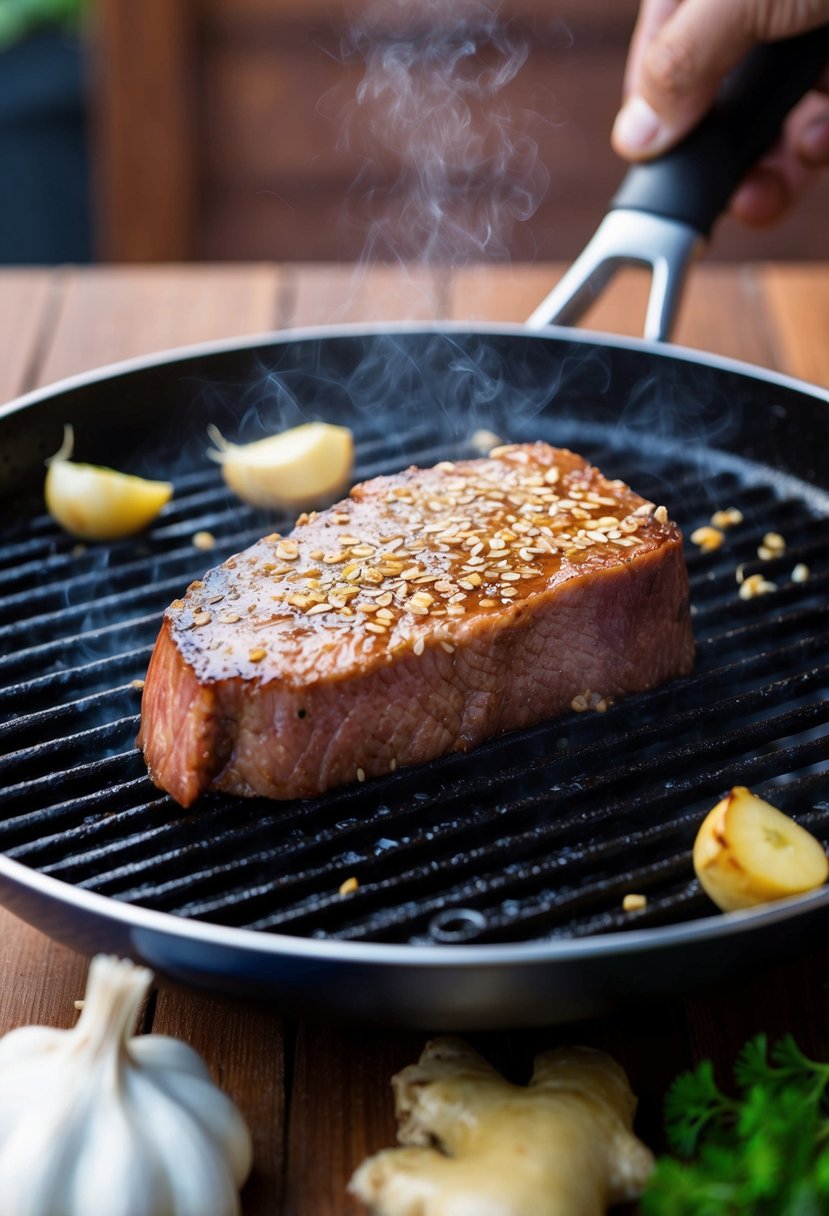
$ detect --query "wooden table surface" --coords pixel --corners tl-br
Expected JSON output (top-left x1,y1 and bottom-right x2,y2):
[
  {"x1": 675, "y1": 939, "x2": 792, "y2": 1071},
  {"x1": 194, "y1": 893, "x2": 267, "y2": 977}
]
[{"x1": 1, "y1": 260, "x2": 828, "y2": 1214}]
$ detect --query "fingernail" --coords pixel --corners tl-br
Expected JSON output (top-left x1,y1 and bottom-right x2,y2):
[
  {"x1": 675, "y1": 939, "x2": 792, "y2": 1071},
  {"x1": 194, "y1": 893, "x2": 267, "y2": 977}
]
[
  {"x1": 612, "y1": 95, "x2": 664, "y2": 154},
  {"x1": 800, "y1": 115, "x2": 829, "y2": 165}
]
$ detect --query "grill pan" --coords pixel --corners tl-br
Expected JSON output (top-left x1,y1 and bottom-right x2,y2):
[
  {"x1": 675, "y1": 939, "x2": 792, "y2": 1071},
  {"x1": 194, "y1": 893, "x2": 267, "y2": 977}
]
[
  {"x1": 2, "y1": 32, "x2": 829, "y2": 1028},
  {"x1": 0, "y1": 322, "x2": 827, "y2": 1028}
]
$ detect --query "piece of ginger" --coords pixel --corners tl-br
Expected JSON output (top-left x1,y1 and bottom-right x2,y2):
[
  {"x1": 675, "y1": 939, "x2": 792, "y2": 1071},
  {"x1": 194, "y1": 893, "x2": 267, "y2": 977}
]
[{"x1": 349, "y1": 1036, "x2": 653, "y2": 1216}]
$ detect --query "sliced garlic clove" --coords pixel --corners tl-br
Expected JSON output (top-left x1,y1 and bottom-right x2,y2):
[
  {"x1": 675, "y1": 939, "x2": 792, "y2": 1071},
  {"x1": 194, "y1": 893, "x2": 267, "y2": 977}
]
[
  {"x1": 207, "y1": 421, "x2": 354, "y2": 510},
  {"x1": 44, "y1": 425, "x2": 172, "y2": 541},
  {"x1": 693, "y1": 786, "x2": 829, "y2": 912}
]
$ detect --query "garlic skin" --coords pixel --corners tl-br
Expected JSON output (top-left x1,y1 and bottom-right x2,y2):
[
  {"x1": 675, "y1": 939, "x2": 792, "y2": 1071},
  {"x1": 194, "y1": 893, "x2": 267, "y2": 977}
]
[{"x1": 0, "y1": 955, "x2": 252, "y2": 1216}]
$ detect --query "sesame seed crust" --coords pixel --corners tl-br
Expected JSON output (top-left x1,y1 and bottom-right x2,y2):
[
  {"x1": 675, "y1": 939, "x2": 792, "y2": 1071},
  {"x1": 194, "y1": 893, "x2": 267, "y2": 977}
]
[
  {"x1": 141, "y1": 442, "x2": 695, "y2": 804},
  {"x1": 168, "y1": 442, "x2": 684, "y2": 685}
]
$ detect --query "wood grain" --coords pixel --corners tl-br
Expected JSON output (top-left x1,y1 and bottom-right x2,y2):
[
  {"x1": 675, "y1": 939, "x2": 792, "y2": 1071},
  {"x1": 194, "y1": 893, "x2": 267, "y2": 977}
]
[
  {"x1": 0, "y1": 909, "x2": 89, "y2": 1036},
  {"x1": 673, "y1": 265, "x2": 778, "y2": 367},
  {"x1": 0, "y1": 270, "x2": 60, "y2": 403},
  {"x1": 35, "y1": 265, "x2": 282, "y2": 386},
  {"x1": 287, "y1": 262, "x2": 448, "y2": 326},
  {"x1": 758, "y1": 264, "x2": 829, "y2": 387},
  {"x1": 449, "y1": 262, "x2": 783, "y2": 368},
  {"x1": 284, "y1": 1025, "x2": 425, "y2": 1216}
]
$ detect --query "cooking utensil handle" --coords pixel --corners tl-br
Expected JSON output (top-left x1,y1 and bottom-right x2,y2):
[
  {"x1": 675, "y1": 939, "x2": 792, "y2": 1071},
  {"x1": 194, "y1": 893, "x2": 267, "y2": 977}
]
[{"x1": 611, "y1": 27, "x2": 829, "y2": 235}]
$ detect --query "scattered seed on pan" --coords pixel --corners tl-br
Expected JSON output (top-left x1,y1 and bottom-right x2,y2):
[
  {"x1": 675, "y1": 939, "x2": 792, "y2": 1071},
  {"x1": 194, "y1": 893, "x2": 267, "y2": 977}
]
[
  {"x1": 758, "y1": 531, "x2": 786, "y2": 560},
  {"x1": 738, "y1": 573, "x2": 777, "y2": 600},
  {"x1": 570, "y1": 690, "x2": 610, "y2": 714},
  {"x1": 623, "y1": 893, "x2": 647, "y2": 912},
  {"x1": 690, "y1": 525, "x2": 724, "y2": 551},
  {"x1": 792, "y1": 563, "x2": 810, "y2": 583},
  {"x1": 130, "y1": 679, "x2": 145, "y2": 691},
  {"x1": 711, "y1": 507, "x2": 744, "y2": 529},
  {"x1": 339, "y1": 876, "x2": 359, "y2": 896},
  {"x1": 356, "y1": 767, "x2": 366, "y2": 783},
  {"x1": 192, "y1": 530, "x2": 216, "y2": 551}
]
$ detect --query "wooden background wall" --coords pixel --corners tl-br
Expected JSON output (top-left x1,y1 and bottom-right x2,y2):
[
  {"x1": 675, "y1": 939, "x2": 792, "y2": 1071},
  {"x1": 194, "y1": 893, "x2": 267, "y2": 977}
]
[{"x1": 91, "y1": 0, "x2": 829, "y2": 264}]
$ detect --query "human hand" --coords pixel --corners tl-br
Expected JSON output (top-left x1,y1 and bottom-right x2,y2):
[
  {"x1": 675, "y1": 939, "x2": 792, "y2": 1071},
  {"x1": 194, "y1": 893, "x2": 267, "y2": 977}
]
[{"x1": 611, "y1": 0, "x2": 829, "y2": 226}]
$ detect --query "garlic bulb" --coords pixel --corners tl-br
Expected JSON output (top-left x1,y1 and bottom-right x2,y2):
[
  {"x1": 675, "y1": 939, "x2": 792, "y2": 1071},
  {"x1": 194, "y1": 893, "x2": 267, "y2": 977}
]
[{"x1": 0, "y1": 955, "x2": 252, "y2": 1216}]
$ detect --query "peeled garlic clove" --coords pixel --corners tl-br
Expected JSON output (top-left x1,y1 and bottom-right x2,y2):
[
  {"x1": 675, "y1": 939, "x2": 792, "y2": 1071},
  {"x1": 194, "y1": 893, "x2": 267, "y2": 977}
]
[
  {"x1": 44, "y1": 424, "x2": 173, "y2": 541},
  {"x1": 693, "y1": 786, "x2": 829, "y2": 912},
  {"x1": 208, "y1": 421, "x2": 354, "y2": 510}
]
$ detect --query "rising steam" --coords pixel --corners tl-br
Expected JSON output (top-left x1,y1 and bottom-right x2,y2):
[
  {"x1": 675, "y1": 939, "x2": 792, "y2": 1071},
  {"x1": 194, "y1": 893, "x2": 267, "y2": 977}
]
[{"x1": 337, "y1": 0, "x2": 550, "y2": 264}]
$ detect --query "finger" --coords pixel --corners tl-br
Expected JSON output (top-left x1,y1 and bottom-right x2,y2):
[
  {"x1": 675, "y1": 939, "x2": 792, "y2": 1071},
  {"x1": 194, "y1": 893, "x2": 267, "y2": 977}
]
[
  {"x1": 795, "y1": 84, "x2": 829, "y2": 164},
  {"x1": 728, "y1": 166, "x2": 795, "y2": 227},
  {"x1": 622, "y1": 0, "x2": 681, "y2": 100},
  {"x1": 612, "y1": 0, "x2": 829, "y2": 161},
  {"x1": 799, "y1": 111, "x2": 829, "y2": 163},
  {"x1": 613, "y1": 0, "x2": 755, "y2": 159},
  {"x1": 728, "y1": 92, "x2": 829, "y2": 225}
]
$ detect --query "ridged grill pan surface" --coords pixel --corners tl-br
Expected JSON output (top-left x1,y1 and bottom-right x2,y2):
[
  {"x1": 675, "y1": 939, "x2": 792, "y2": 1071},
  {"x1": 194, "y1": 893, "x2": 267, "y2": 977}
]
[{"x1": 0, "y1": 324, "x2": 827, "y2": 1027}]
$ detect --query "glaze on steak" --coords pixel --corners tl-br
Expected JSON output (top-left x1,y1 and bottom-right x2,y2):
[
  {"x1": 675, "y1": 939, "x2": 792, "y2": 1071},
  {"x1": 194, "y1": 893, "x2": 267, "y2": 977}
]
[{"x1": 138, "y1": 443, "x2": 694, "y2": 806}]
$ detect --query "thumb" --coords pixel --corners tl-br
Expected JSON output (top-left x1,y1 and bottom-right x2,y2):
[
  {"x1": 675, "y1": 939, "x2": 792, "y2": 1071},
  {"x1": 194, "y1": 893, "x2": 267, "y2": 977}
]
[{"x1": 612, "y1": 0, "x2": 757, "y2": 160}]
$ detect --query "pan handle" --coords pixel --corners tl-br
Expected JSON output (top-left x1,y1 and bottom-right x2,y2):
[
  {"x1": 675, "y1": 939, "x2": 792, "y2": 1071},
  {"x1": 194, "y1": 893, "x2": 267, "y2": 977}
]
[
  {"x1": 610, "y1": 26, "x2": 829, "y2": 236},
  {"x1": 528, "y1": 27, "x2": 829, "y2": 340}
]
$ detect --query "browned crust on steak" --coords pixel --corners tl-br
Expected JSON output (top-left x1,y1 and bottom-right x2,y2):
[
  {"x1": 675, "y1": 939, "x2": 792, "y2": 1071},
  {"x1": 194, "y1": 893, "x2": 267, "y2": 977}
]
[{"x1": 138, "y1": 443, "x2": 694, "y2": 805}]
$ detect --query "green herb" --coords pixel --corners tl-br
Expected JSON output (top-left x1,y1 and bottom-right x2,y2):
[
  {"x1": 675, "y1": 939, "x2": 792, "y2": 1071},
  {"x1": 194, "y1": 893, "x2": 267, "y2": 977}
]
[
  {"x1": 0, "y1": 0, "x2": 89, "y2": 52},
  {"x1": 642, "y1": 1035, "x2": 829, "y2": 1215}
]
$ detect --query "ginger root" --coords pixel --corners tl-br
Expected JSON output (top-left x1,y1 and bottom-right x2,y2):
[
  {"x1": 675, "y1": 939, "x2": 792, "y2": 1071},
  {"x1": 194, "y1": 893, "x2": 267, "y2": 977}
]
[{"x1": 349, "y1": 1036, "x2": 654, "y2": 1216}]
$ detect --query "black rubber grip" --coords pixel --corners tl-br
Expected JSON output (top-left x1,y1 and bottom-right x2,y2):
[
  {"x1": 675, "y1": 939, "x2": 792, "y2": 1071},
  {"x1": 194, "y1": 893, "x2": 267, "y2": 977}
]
[{"x1": 611, "y1": 26, "x2": 829, "y2": 235}]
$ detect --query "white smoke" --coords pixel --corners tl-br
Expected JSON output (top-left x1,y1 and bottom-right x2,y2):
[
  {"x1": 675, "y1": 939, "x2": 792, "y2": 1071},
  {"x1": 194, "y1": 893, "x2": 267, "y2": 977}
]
[{"x1": 337, "y1": 0, "x2": 550, "y2": 264}]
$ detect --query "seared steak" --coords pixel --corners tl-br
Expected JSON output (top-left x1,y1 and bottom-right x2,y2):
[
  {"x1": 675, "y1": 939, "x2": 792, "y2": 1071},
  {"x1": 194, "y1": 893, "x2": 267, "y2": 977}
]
[{"x1": 138, "y1": 443, "x2": 694, "y2": 806}]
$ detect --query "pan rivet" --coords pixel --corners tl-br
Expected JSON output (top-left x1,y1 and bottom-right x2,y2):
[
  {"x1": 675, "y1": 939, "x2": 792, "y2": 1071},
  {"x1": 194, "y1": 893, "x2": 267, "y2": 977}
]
[{"x1": 429, "y1": 908, "x2": 487, "y2": 943}]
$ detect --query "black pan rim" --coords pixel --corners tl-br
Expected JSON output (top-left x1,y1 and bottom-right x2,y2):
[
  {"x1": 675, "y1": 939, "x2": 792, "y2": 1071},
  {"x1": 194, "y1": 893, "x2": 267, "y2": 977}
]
[
  {"x1": 2, "y1": 320, "x2": 828, "y2": 426},
  {"x1": 2, "y1": 320, "x2": 828, "y2": 994}
]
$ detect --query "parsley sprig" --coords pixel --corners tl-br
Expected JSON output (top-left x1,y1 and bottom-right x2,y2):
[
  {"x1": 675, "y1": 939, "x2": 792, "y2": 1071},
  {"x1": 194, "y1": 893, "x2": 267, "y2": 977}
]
[{"x1": 642, "y1": 1035, "x2": 829, "y2": 1215}]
